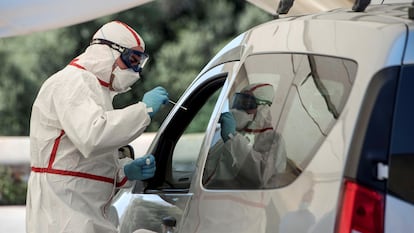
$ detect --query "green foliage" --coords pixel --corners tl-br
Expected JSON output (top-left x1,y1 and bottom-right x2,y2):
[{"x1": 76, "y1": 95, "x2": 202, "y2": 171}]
[
  {"x1": 0, "y1": 52, "x2": 38, "y2": 135},
  {"x1": 0, "y1": 0, "x2": 272, "y2": 135},
  {"x1": 0, "y1": 165, "x2": 28, "y2": 205},
  {"x1": 0, "y1": 28, "x2": 78, "y2": 135}
]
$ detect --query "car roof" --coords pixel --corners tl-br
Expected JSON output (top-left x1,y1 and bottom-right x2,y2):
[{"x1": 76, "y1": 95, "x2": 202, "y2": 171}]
[
  {"x1": 198, "y1": 3, "x2": 412, "y2": 76},
  {"x1": 191, "y1": 2, "x2": 413, "y2": 105},
  {"x1": 303, "y1": 3, "x2": 414, "y2": 24}
]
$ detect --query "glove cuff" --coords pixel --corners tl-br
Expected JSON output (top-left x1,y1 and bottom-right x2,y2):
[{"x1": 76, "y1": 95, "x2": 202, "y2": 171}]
[
  {"x1": 223, "y1": 132, "x2": 235, "y2": 142},
  {"x1": 123, "y1": 163, "x2": 133, "y2": 180},
  {"x1": 147, "y1": 107, "x2": 154, "y2": 117}
]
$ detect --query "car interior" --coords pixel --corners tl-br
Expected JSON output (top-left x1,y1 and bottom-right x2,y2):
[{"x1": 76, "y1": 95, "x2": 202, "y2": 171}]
[{"x1": 139, "y1": 74, "x2": 228, "y2": 192}]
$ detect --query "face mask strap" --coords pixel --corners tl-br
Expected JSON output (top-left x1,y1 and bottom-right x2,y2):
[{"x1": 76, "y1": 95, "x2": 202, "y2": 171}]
[{"x1": 91, "y1": 38, "x2": 149, "y2": 73}]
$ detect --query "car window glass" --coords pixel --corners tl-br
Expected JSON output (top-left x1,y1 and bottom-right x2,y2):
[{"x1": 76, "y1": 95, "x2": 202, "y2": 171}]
[
  {"x1": 203, "y1": 53, "x2": 356, "y2": 190},
  {"x1": 389, "y1": 64, "x2": 414, "y2": 204},
  {"x1": 171, "y1": 88, "x2": 222, "y2": 185}
]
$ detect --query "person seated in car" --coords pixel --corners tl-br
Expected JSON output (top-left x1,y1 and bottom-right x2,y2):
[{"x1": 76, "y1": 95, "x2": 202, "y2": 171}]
[{"x1": 203, "y1": 83, "x2": 287, "y2": 189}]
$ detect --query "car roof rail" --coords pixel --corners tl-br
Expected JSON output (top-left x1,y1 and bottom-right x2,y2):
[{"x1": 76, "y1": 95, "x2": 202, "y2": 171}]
[
  {"x1": 277, "y1": 0, "x2": 295, "y2": 14},
  {"x1": 353, "y1": 0, "x2": 414, "y2": 18},
  {"x1": 409, "y1": 1, "x2": 414, "y2": 19},
  {"x1": 352, "y1": 0, "x2": 371, "y2": 12}
]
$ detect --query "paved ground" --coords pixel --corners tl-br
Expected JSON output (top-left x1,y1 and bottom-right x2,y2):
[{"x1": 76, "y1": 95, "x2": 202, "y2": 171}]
[{"x1": 0, "y1": 206, "x2": 26, "y2": 233}]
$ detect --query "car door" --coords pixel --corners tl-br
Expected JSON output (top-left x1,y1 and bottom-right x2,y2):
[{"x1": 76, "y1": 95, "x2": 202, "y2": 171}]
[
  {"x1": 179, "y1": 53, "x2": 357, "y2": 233},
  {"x1": 112, "y1": 62, "x2": 239, "y2": 233}
]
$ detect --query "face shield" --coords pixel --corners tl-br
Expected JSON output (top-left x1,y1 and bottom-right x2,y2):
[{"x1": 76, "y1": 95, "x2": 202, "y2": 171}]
[
  {"x1": 231, "y1": 93, "x2": 257, "y2": 111},
  {"x1": 231, "y1": 92, "x2": 272, "y2": 111},
  {"x1": 91, "y1": 38, "x2": 149, "y2": 73}
]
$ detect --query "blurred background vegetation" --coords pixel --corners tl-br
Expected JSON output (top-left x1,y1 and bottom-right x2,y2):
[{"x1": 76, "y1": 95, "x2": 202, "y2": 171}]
[
  {"x1": 0, "y1": 0, "x2": 272, "y2": 135},
  {"x1": 0, "y1": 0, "x2": 272, "y2": 205},
  {"x1": 0, "y1": 164, "x2": 28, "y2": 205}
]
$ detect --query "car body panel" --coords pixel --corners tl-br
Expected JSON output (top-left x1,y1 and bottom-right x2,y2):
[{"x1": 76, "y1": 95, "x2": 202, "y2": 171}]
[{"x1": 112, "y1": 3, "x2": 414, "y2": 233}]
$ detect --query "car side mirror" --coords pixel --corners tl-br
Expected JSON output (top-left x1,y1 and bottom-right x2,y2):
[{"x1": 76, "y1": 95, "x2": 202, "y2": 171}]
[{"x1": 118, "y1": 145, "x2": 135, "y2": 160}]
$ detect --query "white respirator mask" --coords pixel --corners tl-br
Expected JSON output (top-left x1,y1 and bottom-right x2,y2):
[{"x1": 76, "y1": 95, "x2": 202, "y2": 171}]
[
  {"x1": 111, "y1": 66, "x2": 141, "y2": 92},
  {"x1": 230, "y1": 108, "x2": 254, "y2": 131}
]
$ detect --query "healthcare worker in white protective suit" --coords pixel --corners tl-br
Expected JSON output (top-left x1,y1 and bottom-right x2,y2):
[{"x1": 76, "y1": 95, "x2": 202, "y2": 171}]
[
  {"x1": 26, "y1": 21, "x2": 169, "y2": 233},
  {"x1": 204, "y1": 83, "x2": 287, "y2": 189}
]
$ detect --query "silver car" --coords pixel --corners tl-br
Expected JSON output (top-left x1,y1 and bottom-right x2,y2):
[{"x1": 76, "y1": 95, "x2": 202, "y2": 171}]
[{"x1": 111, "y1": 1, "x2": 414, "y2": 233}]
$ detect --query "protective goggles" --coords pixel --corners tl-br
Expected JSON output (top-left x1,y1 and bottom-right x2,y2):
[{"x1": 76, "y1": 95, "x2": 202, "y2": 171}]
[
  {"x1": 91, "y1": 38, "x2": 149, "y2": 73},
  {"x1": 231, "y1": 92, "x2": 272, "y2": 111}
]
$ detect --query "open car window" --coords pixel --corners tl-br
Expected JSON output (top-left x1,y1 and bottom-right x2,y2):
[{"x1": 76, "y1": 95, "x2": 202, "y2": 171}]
[
  {"x1": 143, "y1": 72, "x2": 227, "y2": 191},
  {"x1": 171, "y1": 89, "x2": 222, "y2": 187}
]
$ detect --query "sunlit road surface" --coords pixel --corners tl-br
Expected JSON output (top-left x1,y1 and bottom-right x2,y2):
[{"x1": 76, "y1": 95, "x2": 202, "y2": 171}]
[{"x1": 0, "y1": 206, "x2": 26, "y2": 233}]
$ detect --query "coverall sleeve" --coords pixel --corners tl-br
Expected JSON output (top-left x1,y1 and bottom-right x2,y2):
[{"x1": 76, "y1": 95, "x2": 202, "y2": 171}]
[
  {"x1": 117, "y1": 157, "x2": 135, "y2": 188},
  {"x1": 53, "y1": 73, "x2": 151, "y2": 158},
  {"x1": 222, "y1": 134, "x2": 262, "y2": 186},
  {"x1": 222, "y1": 131, "x2": 287, "y2": 188}
]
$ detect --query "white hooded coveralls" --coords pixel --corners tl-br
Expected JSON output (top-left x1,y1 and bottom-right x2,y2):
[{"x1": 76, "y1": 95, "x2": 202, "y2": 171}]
[
  {"x1": 26, "y1": 21, "x2": 149, "y2": 233},
  {"x1": 204, "y1": 83, "x2": 287, "y2": 189}
]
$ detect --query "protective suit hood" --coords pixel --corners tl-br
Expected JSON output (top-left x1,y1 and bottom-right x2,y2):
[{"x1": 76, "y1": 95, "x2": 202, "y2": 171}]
[
  {"x1": 72, "y1": 21, "x2": 146, "y2": 90},
  {"x1": 241, "y1": 83, "x2": 274, "y2": 105}
]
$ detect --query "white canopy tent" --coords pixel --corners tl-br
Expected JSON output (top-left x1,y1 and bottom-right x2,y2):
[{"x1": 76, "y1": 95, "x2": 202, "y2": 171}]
[
  {"x1": 0, "y1": 0, "x2": 153, "y2": 38},
  {"x1": 1, "y1": 0, "x2": 406, "y2": 39}
]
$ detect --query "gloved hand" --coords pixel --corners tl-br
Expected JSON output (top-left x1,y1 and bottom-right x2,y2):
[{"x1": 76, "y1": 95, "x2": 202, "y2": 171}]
[
  {"x1": 142, "y1": 86, "x2": 169, "y2": 117},
  {"x1": 219, "y1": 112, "x2": 236, "y2": 142},
  {"x1": 124, "y1": 154, "x2": 156, "y2": 180}
]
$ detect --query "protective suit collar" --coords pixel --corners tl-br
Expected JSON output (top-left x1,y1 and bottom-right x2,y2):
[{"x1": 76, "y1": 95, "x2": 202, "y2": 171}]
[{"x1": 73, "y1": 44, "x2": 117, "y2": 88}]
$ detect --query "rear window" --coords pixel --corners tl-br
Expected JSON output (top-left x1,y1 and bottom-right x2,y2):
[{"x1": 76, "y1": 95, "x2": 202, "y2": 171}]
[
  {"x1": 203, "y1": 53, "x2": 357, "y2": 189},
  {"x1": 389, "y1": 64, "x2": 414, "y2": 204}
]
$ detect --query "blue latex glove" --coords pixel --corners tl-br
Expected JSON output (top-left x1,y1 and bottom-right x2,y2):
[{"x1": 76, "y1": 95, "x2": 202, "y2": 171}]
[
  {"x1": 219, "y1": 112, "x2": 236, "y2": 142},
  {"x1": 124, "y1": 154, "x2": 156, "y2": 180},
  {"x1": 142, "y1": 86, "x2": 169, "y2": 117}
]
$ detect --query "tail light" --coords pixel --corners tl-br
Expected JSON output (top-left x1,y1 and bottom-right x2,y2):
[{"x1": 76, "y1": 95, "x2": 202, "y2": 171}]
[{"x1": 336, "y1": 179, "x2": 385, "y2": 233}]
